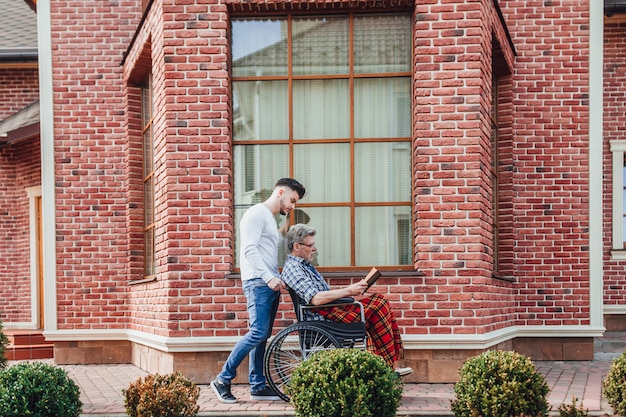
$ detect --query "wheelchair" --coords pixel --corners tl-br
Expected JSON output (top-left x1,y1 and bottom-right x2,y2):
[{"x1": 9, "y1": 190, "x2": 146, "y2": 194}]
[{"x1": 264, "y1": 287, "x2": 368, "y2": 402}]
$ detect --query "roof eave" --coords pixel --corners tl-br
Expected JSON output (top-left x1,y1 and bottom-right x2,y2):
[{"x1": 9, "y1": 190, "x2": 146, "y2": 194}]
[
  {"x1": 0, "y1": 48, "x2": 38, "y2": 61},
  {"x1": 605, "y1": 0, "x2": 626, "y2": 16},
  {"x1": 0, "y1": 123, "x2": 39, "y2": 147}
]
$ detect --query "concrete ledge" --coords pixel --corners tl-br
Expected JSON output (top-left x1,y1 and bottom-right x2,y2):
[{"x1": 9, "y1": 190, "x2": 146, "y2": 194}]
[{"x1": 53, "y1": 336, "x2": 594, "y2": 384}]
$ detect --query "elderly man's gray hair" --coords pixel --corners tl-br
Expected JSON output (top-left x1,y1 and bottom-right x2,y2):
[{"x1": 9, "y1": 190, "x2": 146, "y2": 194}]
[{"x1": 286, "y1": 224, "x2": 316, "y2": 252}]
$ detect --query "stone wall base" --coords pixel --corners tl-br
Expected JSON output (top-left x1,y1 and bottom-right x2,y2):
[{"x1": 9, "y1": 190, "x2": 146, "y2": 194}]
[
  {"x1": 512, "y1": 337, "x2": 594, "y2": 362},
  {"x1": 53, "y1": 336, "x2": 594, "y2": 384},
  {"x1": 604, "y1": 314, "x2": 626, "y2": 331},
  {"x1": 402, "y1": 336, "x2": 593, "y2": 383},
  {"x1": 54, "y1": 340, "x2": 132, "y2": 364}
]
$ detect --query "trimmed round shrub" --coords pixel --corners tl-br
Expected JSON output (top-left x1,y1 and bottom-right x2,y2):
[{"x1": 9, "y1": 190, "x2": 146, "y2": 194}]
[
  {"x1": 450, "y1": 350, "x2": 549, "y2": 417},
  {"x1": 603, "y1": 351, "x2": 626, "y2": 416},
  {"x1": 123, "y1": 372, "x2": 200, "y2": 417},
  {"x1": 287, "y1": 348, "x2": 402, "y2": 417},
  {"x1": 0, "y1": 318, "x2": 9, "y2": 369},
  {"x1": 0, "y1": 361, "x2": 82, "y2": 417}
]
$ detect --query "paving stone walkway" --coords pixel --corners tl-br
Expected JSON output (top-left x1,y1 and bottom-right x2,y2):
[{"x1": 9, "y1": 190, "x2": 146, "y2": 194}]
[{"x1": 10, "y1": 331, "x2": 626, "y2": 417}]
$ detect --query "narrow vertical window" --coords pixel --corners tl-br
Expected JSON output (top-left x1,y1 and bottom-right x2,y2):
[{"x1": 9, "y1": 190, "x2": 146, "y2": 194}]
[
  {"x1": 142, "y1": 75, "x2": 155, "y2": 277},
  {"x1": 623, "y1": 153, "x2": 626, "y2": 248},
  {"x1": 610, "y1": 140, "x2": 626, "y2": 258},
  {"x1": 232, "y1": 13, "x2": 412, "y2": 269},
  {"x1": 491, "y1": 76, "x2": 501, "y2": 273}
]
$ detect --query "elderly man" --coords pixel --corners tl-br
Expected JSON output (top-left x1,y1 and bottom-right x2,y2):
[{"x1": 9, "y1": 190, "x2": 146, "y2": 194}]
[{"x1": 281, "y1": 223, "x2": 412, "y2": 376}]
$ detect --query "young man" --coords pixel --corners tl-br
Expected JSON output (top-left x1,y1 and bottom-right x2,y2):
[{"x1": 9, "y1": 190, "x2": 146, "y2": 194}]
[
  {"x1": 211, "y1": 178, "x2": 306, "y2": 403},
  {"x1": 281, "y1": 223, "x2": 412, "y2": 376}
]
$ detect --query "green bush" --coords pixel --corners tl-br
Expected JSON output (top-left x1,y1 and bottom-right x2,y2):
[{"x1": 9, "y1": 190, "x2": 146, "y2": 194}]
[
  {"x1": 287, "y1": 348, "x2": 402, "y2": 417},
  {"x1": 557, "y1": 396, "x2": 588, "y2": 417},
  {"x1": 0, "y1": 361, "x2": 82, "y2": 417},
  {"x1": 123, "y1": 372, "x2": 200, "y2": 417},
  {"x1": 450, "y1": 350, "x2": 549, "y2": 417},
  {"x1": 0, "y1": 317, "x2": 9, "y2": 369},
  {"x1": 603, "y1": 351, "x2": 626, "y2": 416}
]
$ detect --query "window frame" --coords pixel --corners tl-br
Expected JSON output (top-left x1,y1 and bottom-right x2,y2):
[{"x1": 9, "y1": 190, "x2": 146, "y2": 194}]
[
  {"x1": 231, "y1": 12, "x2": 414, "y2": 271},
  {"x1": 610, "y1": 140, "x2": 626, "y2": 259},
  {"x1": 142, "y1": 74, "x2": 156, "y2": 278},
  {"x1": 490, "y1": 76, "x2": 501, "y2": 273}
]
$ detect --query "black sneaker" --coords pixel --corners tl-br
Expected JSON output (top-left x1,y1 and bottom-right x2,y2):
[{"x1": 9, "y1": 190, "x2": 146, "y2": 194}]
[
  {"x1": 211, "y1": 379, "x2": 237, "y2": 404},
  {"x1": 250, "y1": 386, "x2": 280, "y2": 401}
]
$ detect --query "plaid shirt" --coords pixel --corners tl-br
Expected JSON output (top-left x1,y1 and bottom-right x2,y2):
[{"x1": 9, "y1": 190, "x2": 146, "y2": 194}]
[{"x1": 281, "y1": 254, "x2": 330, "y2": 321}]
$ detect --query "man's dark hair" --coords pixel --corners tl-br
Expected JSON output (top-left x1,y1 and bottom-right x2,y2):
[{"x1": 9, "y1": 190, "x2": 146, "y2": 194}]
[{"x1": 275, "y1": 178, "x2": 306, "y2": 199}]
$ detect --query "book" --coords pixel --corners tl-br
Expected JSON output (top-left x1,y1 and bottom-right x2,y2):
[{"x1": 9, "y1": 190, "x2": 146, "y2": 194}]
[{"x1": 362, "y1": 267, "x2": 381, "y2": 294}]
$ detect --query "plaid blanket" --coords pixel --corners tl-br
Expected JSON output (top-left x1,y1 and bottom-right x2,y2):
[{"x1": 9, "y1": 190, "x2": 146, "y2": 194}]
[{"x1": 316, "y1": 293, "x2": 403, "y2": 367}]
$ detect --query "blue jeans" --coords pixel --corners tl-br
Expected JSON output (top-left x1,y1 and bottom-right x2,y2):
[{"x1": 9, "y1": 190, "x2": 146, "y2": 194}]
[{"x1": 217, "y1": 278, "x2": 280, "y2": 391}]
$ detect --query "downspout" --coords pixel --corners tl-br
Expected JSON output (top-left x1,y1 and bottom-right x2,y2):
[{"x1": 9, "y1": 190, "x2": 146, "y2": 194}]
[
  {"x1": 590, "y1": 0, "x2": 604, "y2": 329},
  {"x1": 37, "y1": 0, "x2": 58, "y2": 332}
]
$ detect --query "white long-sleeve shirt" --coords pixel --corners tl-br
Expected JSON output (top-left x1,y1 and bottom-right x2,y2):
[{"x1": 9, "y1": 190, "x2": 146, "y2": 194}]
[{"x1": 239, "y1": 203, "x2": 280, "y2": 283}]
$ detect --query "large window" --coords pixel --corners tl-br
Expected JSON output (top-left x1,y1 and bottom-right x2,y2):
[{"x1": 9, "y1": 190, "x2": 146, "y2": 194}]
[
  {"x1": 232, "y1": 13, "x2": 412, "y2": 268},
  {"x1": 142, "y1": 75, "x2": 155, "y2": 277}
]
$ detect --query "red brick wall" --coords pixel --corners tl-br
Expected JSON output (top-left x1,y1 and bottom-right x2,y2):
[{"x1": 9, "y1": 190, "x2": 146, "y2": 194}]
[
  {"x1": 501, "y1": 1, "x2": 592, "y2": 326},
  {"x1": 414, "y1": 0, "x2": 518, "y2": 335},
  {"x1": 46, "y1": 0, "x2": 598, "y2": 340},
  {"x1": 0, "y1": 138, "x2": 41, "y2": 323},
  {"x1": 126, "y1": 0, "x2": 237, "y2": 338},
  {"x1": 50, "y1": 0, "x2": 143, "y2": 330},
  {"x1": 0, "y1": 68, "x2": 39, "y2": 120},
  {"x1": 158, "y1": 0, "x2": 234, "y2": 337},
  {"x1": 603, "y1": 22, "x2": 626, "y2": 307}
]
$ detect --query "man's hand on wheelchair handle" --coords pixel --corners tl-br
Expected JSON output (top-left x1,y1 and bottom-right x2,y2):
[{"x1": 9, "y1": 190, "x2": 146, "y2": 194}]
[{"x1": 267, "y1": 277, "x2": 286, "y2": 291}]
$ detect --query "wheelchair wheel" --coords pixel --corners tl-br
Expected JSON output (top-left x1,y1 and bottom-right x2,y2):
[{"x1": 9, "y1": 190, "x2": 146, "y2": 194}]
[{"x1": 265, "y1": 322, "x2": 342, "y2": 402}]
